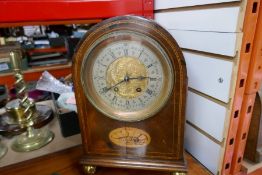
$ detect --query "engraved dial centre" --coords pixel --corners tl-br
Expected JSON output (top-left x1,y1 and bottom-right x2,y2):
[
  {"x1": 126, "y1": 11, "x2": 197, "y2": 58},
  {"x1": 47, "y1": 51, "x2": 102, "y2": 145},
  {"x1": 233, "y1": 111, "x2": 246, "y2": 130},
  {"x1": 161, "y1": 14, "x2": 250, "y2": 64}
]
[{"x1": 106, "y1": 57, "x2": 148, "y2": 98}]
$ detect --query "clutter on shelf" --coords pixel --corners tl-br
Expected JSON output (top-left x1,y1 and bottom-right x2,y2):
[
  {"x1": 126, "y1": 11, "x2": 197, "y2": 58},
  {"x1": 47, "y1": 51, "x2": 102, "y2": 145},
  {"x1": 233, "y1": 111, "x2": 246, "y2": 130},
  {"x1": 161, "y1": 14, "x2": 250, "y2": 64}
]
[{"x1": 36, "y1": 71, "x2": 79, "y2": 137}]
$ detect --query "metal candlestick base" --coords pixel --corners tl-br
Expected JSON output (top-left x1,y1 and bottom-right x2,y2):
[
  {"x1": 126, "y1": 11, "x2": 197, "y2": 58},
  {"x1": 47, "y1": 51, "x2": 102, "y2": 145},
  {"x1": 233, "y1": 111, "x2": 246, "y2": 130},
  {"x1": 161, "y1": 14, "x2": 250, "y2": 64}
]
[
  {"x1": 9, "y1": 50, "x2": 54, "y2": 152},
  {"x1": 11, "y1": 127, "x2": 54, "y2": 152},
  {"x1": 0, "y1": 142, "x2": 8, "y2": 159}
]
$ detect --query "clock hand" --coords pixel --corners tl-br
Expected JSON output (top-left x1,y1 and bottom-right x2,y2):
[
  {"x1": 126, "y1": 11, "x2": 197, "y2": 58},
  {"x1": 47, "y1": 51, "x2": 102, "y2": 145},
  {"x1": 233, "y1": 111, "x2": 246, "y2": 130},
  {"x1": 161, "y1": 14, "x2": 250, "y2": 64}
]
[
  {"x1": 104, "y1": 80, "x2": 125, "y2": 93},
  {"x1": 110, "y1": 75, "x2": 151, "y2": 90},
  {"x1": 104, "y1": 75, "x2": 130, "y2": 93},
  {"x1": 128, "y1": 76, "x2": 155, "y2": 81},
  {"x1": 104, "y1": 75, "x2": 157, "y2": 93}
]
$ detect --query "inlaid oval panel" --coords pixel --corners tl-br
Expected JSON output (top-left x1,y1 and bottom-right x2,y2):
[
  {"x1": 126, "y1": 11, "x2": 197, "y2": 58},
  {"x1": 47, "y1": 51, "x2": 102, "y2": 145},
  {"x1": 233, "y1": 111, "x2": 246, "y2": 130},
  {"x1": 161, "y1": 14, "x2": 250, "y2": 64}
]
[{"x1": 109, "y1": 127, "x2": 151, "y2": 148}]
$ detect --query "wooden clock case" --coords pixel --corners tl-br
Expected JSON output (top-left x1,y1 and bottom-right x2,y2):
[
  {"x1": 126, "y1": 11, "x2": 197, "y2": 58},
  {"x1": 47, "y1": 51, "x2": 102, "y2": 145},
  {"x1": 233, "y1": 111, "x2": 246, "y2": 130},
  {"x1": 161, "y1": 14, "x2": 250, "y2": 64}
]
[{"x1": 72, "y1": 16, "x2": 188, "y2": 173}]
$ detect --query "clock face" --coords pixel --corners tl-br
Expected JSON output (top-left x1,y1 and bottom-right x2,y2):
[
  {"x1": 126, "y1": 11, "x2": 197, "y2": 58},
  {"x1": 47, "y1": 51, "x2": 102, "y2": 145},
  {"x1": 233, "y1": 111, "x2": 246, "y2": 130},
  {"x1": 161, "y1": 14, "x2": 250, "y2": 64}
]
[{"x1": 81, "y1": 30, "x2": 174, "y2": 122}]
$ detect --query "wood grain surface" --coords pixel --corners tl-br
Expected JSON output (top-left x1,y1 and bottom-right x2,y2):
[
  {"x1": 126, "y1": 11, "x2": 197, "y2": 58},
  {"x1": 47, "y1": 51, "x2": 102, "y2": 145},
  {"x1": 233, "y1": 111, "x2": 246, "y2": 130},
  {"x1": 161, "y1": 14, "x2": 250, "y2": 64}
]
[
  {"x1": 72, "y1": 15, "x2": 188, "y2": 172},
  {"x1": 0, "y1": 145, "x2": 212, "y2": 175}
]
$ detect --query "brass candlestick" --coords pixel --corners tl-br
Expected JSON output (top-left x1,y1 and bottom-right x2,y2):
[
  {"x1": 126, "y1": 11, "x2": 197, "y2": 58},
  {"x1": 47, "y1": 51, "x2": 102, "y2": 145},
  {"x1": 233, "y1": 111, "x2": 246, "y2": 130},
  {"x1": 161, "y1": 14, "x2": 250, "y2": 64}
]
[{"x1": 9, "y1": 51, "x2": 54, "y2": 152}]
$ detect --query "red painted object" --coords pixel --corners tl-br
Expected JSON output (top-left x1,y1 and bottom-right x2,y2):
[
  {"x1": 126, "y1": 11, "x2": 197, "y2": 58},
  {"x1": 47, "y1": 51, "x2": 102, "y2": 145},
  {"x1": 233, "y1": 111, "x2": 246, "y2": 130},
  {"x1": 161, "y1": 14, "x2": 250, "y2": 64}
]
[
  {"x1": 0, "y1": 0, "x2": 153, "y2": 87},
  {"x1": 0, "y1": 0, "x2": 154, "y2": 23}
]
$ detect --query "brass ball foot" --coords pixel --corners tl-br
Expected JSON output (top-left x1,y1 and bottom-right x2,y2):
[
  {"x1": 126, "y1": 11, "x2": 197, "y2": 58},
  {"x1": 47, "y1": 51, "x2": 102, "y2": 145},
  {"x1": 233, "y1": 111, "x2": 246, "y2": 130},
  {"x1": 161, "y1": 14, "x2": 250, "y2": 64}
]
[
  {"x1": 83, "y1": 165, "x2": 96, "y2": 174},
  {"x1": 173, "y1": 172, "x2": 187, "y2": 175}
]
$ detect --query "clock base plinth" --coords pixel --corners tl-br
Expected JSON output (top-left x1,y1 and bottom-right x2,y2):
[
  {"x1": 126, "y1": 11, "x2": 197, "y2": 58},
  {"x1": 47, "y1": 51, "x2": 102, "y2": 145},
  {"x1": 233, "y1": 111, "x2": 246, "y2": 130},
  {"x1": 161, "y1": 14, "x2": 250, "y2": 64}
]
[{"x1": 80, "y1": 155, "x2": 187, "y2": 173}]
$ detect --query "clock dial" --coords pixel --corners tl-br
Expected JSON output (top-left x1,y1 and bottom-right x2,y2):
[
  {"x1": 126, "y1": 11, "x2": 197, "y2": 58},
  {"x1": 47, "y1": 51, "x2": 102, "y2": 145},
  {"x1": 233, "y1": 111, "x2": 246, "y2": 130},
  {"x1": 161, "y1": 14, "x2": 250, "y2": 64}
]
[
  {"x1": 81, "y1": 31, "x2": 174, "y2": 121},
  {"x1": 93, "y1": 41, "x2": 163, "y2": 111}
]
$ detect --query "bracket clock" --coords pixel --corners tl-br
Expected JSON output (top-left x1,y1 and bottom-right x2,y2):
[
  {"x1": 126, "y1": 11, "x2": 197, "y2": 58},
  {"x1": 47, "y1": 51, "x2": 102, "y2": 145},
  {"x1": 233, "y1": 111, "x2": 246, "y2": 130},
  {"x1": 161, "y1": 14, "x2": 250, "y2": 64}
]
[{"x1": 72, "y1": 16, "x2": 188, "y2": 174}]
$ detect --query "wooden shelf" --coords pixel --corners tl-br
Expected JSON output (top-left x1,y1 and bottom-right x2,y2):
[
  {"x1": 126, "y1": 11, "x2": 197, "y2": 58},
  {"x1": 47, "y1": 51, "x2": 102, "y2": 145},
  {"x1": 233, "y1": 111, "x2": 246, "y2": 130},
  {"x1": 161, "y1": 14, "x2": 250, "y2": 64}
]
[
  {"x1": 27, "y1": 47, "x2": 67, "y2": 55},
  {"x1": 0, "y1": 146, "x2": 212, "y2": 175},
  {"x1": 0, "y1": 19, "x2": 102, "y2": 28},
  {"x1": 243, "y1": 159, "x2": 262, "y2": 175},
  {"x1": 0, "y1": 63, "x2": 72, "y2": 88}
]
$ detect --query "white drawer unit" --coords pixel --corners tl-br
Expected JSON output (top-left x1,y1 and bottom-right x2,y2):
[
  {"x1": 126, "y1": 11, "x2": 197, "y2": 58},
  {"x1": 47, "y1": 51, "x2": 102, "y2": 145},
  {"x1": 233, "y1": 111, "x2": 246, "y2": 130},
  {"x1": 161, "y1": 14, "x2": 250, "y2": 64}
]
[
  {"x1": 154, "y1": 0, "x2": 249, "y2": 174},
  {"x1": 185, "y1": 123, "x2": 221, "y2": 174},
  {"x1": 155, "y1": 5, "x2": 241, "y2": 32},
  {"x1": 154, "y1": 0, "x2": 241, "y2": 10},
  {"x1": 169, "y1": 30, "x2": 239, "y2": 56},
  {"x1": 186, "y1": 91, "x2": 227, "y2": 142},
  {"x1": 184, "y1": 51, "x2": 234, "y2": 103}
]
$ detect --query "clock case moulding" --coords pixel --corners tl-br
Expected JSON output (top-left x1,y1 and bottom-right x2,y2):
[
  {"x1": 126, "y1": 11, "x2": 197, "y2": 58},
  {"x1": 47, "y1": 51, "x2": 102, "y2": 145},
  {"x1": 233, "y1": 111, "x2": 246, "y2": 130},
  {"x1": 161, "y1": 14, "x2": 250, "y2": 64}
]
[{"x1": 72, "y1": 15, "x2": 188, "y2": 173}]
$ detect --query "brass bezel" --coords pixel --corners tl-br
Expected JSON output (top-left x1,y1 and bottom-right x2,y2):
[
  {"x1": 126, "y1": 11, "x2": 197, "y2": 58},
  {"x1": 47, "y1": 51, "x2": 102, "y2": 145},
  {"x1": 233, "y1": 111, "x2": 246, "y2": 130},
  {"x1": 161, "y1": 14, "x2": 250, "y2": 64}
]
[{"x1": 80, "y1": 30, "x2": 174, "y2": 122}]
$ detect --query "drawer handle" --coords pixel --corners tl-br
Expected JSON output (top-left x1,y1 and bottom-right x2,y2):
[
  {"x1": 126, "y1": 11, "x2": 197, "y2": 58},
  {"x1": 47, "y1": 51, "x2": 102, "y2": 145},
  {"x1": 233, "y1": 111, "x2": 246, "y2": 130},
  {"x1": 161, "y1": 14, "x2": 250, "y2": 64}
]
[{"x1": 218, "y1": 78, "x2": 224, "y2": 83}]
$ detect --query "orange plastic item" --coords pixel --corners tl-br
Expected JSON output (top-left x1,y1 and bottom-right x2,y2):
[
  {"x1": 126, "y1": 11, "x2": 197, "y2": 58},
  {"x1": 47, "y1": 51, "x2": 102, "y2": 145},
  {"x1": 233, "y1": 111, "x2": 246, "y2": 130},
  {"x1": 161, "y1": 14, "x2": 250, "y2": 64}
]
[
  {"x1": 231, "y1": 94, "x2": 257, "y2": 174},
  {"x1": 245, "y1": 2, "x2": 262, "y2": 95},
  {"x1": 221, "y1": 1, "x2": 260, "y2": 174},
  {"x1": 231, "y1": 1, "x2": 262, "y2": 174}
]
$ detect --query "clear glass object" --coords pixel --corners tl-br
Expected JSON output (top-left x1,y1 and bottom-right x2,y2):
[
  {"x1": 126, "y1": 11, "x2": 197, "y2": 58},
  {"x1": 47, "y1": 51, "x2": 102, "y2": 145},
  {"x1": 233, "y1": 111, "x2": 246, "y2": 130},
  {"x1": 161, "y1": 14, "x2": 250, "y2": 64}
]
[{"x1": 0, "y1": 138, "x2": 7, "y2": 159}]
